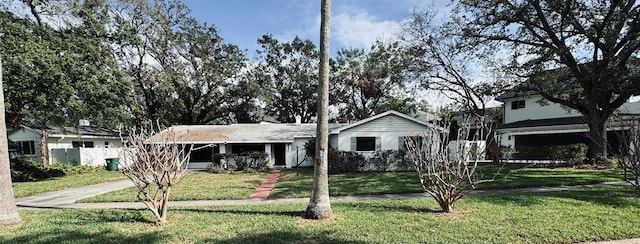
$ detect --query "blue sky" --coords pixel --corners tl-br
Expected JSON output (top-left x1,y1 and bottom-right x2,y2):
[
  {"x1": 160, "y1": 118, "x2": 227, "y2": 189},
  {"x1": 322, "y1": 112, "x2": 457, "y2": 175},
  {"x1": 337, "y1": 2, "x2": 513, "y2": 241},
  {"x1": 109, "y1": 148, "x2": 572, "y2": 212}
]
[{"x1": 181, "y1": 0, "x2": 444, "y2": 57}]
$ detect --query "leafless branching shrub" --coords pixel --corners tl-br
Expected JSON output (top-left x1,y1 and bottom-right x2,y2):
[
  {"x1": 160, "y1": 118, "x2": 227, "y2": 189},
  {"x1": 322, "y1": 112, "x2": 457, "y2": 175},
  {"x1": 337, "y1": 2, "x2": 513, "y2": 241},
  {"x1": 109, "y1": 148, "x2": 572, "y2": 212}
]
[
  {"x1": 119, "y1": 123, "x2": 193, "y2": 225},
  {"x1": 405, "y1": 118, "x2": 491, "y2": 213},
  {"x1": 617, "y1": 115, "x2": 640, "y2": 193}
]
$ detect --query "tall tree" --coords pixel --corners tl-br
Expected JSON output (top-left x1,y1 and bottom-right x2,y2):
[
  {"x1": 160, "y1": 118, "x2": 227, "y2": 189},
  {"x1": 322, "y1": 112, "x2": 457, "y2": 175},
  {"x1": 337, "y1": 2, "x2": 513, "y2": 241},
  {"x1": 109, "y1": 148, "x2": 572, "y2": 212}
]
[
  {"x1": 112, "y1": 0, "x2": 186, "y2": 126},
  {"x1": 0, "y1": 57, "x2": 22, "y2": 226},
  {"x1": 1, "y1": 3, "x2": 129, "y2": 166},
  {"x1": 113, "y1": 0, "x2": 245, "y2": 125},
  {"x1": 255, "y1": 35, "x2": 319, "y2": 123},
  {"x1": 331, "y1": 40, "x2": 415, "y2": 122},
  {"x1": 304, "y1": 0, "x2": 333, "y2": 220},
  {"x1": 225, "y1": 77, "x2": 263, "y2": 123},
  {"x1": 456, "y1": 0, "x2": 640, "y2": 162},
  {"x1": 401, "y1": 9, "x2": 509, "y2": 164},
  {"x1": 167, "y1": 18, "x2": 246, "y2": 125}
]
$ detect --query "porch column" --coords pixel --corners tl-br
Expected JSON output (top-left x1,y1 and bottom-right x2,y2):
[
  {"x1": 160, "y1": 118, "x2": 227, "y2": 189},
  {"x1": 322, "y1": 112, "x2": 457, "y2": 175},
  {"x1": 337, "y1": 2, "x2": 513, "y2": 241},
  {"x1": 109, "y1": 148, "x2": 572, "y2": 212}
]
[
  {"x1": 264, "y1": 144, "x2": 273, "y2": 167},
  {"x1": 219, "y1": 143, "x2": 227, "y2": 168}
]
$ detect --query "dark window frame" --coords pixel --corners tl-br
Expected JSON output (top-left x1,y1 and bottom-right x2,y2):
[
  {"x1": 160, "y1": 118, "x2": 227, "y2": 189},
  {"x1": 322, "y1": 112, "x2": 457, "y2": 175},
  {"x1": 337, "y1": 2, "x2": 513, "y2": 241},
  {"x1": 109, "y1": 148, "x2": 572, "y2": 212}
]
[
  {"x1": 72, "y1": 141, "x2": 95, "y2": 148},
  {"x1": 18, "y1": 141, "x2": 36, "y2": 155},
  {"x1": 511, "y1": 100, "x2": 525, "y2": 110},
  {"x1": 356, "y1": 137, "x2": 376, "y2": 151}
]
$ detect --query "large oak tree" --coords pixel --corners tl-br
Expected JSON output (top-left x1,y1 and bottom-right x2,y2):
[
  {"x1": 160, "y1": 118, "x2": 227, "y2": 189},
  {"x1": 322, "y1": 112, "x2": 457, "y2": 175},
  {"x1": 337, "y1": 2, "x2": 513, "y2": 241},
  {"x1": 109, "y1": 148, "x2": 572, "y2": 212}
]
[
  {"x1": 255, "y1": 35, "x2": 319, "y2": 123},
  {"x1": 1, "y1": 1, "x2": 130, "y2": 166}
]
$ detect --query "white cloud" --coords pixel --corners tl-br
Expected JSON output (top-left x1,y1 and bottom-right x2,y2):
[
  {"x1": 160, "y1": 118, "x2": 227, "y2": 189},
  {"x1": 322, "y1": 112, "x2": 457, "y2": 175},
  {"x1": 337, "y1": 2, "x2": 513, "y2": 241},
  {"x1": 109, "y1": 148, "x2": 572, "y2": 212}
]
[{"x1": 331, "y1": 9, "x2": 401, "y2": 50}]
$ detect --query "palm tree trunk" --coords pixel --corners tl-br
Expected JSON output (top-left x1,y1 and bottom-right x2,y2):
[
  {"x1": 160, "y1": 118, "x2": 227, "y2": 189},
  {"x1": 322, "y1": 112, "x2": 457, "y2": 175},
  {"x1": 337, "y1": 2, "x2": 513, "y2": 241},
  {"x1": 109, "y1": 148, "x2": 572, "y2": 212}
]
[
  {"x1": 304, "y1": 0, "x2": 333, "y2": 220},
  {"x1": 40, "y1": 126, "x2": 49, "y2": 168},
  {"x1": 0, "y1": 57, "x2": 22, "y2": 225}
]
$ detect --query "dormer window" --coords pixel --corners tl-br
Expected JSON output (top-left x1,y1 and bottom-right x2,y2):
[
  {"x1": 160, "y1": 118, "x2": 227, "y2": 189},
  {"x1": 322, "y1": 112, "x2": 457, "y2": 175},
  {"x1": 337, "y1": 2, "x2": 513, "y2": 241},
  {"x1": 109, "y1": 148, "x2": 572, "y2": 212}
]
[{"x1": 511, "y1": 100, "x2": 525, "y2": 110}]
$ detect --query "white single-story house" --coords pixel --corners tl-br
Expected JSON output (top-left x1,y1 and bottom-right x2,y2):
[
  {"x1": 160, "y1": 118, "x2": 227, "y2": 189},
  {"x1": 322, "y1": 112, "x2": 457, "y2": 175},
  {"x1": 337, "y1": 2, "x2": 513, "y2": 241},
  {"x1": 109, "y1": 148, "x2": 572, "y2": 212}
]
[
  {"x1": 7, "y1": 120, "x2": 123, "y2": 167},
  {"x1": 496, "y1": 89, "x2": 640, "y2": 154},
  {"x1": 165, "y1": 110, "x2": 438, "y2": 169}
]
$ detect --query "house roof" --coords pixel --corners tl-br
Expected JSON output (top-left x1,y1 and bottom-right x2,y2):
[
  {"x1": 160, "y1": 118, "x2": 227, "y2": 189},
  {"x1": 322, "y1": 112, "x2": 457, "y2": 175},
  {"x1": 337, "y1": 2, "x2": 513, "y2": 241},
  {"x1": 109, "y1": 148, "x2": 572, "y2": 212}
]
[
  {"x1": 166, "y1": 123, "x2": 346, "y2": 144},
  {"x1": 329, "y1": 110, "x2": 434, "y2": 134},
  {"x1": 19, "y1": 124, "x2": 120, "y2": 138},
  {"x1": 498, "y1": 116, "x2": 585, "y2": 129},
  {"x1": 495, "y1": 81, "x2": 538, "y2": 101}
]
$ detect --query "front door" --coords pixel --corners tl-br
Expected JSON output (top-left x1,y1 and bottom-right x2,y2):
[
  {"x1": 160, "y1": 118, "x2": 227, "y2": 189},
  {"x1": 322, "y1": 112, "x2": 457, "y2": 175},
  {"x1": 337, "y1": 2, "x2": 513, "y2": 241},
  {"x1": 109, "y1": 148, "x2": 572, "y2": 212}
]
[{"x1": 273, "y1": 143, "x2": 286, "y2": 166}]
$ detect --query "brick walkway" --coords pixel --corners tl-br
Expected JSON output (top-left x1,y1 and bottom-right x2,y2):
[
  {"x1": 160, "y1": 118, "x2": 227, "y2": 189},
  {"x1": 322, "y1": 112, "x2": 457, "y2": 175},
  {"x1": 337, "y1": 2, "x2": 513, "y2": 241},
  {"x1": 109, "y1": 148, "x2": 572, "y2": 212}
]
[{"x1": 248, "y1": 169, "x2": 281, "y2": 200}]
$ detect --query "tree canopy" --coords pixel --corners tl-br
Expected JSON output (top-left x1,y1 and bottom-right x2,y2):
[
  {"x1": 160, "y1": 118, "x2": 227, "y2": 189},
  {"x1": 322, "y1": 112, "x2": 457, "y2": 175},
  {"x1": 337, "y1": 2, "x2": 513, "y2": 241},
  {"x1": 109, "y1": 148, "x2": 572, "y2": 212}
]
[{"x1": 331, "y1": 40, "x2": 417, "y2": 122}]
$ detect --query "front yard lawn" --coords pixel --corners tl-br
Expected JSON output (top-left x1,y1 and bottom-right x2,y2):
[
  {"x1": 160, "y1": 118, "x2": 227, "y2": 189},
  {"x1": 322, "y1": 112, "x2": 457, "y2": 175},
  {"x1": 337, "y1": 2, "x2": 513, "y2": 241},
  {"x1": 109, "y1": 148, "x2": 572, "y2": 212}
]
[
  {"x1": 78, "y1": 172, "x2": 267, "y2": 203},
  {"x1": 2, "y1": 186, "x2": 639, "y2": 243},
  {"x1": 269, "y1": 165, "x2": 624, "y2": 199},
  {"x1": 12, "y1": 171, "x2": 126, "y2": 199}
]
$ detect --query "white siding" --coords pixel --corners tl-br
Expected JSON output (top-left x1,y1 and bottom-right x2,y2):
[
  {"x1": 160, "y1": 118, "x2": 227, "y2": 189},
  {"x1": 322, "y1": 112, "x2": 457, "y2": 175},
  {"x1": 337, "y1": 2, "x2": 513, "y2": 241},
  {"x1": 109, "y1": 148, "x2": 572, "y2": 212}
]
[
  {"x1": 48, "y1": 137, "x2": 123, "y2": 150},
  {"x1": 290, "y1": 137, "x2": 313, "y2": 168},
  {"x1": 336, "y1": 114, "x2": 431, "y2": 156},
  {"x1": 503, "y1": 95, "x2": 580, "y2": 124},
  {"x1": 503, "y1": 95, "x2": 640, "y2": 124}
]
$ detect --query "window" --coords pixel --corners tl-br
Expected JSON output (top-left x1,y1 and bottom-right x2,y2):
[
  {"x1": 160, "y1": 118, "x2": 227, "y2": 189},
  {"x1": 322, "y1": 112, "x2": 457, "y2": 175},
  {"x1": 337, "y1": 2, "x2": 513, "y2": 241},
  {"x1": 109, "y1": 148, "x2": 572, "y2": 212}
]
[
  {"x1": 511, "y1": 100, "x2": 525, "y2": 110},
  {"x1": 17, "y1": 141, "x2": 36, "y2": 155},
  {"x1": 231, "y1": 144, "x2": 265, "y2": 154},
  {"x1": 356, "y1": 137, "x2": 376, "y2": 151},
  {"x1": 84, "y1": 141, "x2": 94, "y2": 148},
  {"x1": 72, "y1": 141, "x2": 95, "y2": 148}
]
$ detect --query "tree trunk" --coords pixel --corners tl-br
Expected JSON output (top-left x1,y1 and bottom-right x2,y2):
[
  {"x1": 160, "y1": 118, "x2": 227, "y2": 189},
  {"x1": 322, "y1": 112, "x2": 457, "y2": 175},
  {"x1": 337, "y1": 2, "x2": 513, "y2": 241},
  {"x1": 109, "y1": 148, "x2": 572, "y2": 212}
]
[
  {"x1": 482, "y1": 123, "x2": 500, "y2": 164},
  {"x1": 439, "y1": 201, "x2": 454, "y2": 213},
  {"x1": 304, "y1": 0, "x2": 333, "y2": 220},
  {"x1": 586, "y1": 115, "x2": 608, "y2": 164},
  {"x1": 39, "y1": 126, "x2": 49, "y2": 168},
  {"x1": 156, "y1": 187, "x2": 170, "y2": 225},
  {"x1": 0, "y1": 57, "x2": 22, "y2": 225}
]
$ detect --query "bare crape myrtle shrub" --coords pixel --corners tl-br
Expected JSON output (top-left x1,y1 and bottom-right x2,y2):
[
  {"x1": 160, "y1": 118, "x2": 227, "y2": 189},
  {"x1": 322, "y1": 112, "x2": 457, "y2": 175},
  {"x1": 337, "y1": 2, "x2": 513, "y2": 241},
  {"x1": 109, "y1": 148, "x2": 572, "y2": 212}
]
[
  {"x1": 405, "y1": 118, "x2": 493, "y2": 213},
  {"x1": 119, "y1": 123, "x2": 194, "y2": 225}
]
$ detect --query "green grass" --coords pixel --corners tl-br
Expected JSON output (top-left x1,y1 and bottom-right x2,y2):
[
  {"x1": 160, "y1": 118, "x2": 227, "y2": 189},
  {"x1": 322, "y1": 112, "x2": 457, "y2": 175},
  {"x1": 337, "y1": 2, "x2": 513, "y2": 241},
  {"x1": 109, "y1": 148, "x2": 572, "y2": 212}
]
[
  {"x1": 478, "y1": 165, "x2": 624, "y2": 189},
  {"x1": 2, "y1": 187, "x2": 639, "y2": 243},
  {"x1": 79, "y1": 172, "x2": 267, "y2": 203},
  {"x1": 269, "y1": 165, "x2": 624, "y2": 199},
  {"x1": 12, "y1": 171, "x2": 126, "y2": 198}
]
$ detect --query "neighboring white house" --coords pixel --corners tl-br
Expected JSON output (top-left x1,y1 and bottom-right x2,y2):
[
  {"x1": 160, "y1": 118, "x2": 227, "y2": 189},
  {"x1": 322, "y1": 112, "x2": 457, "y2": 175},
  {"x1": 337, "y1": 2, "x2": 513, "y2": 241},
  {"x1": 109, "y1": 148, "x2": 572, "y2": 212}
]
[
  {"x1": 496, "y1": 90, "x2": 640, "y2": 153},
  {"x1": 7, "y1": 121, "x2": 123, "y2": 167},
  {"x1": 165, "y1": 110, "x2": 439, "y2": 169}
]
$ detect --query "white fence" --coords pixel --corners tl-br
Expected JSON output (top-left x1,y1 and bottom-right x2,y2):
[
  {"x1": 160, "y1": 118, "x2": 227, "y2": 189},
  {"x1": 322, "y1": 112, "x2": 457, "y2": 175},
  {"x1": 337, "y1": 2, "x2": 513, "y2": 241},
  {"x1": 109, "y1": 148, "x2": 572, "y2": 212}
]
[{"x1": 50, "y1": 148, "x2": 121, "y2": 168}]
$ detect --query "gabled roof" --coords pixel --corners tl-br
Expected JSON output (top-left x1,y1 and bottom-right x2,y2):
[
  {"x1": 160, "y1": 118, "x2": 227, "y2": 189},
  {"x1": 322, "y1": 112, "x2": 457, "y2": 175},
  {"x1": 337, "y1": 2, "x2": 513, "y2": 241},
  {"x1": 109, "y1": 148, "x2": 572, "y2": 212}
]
[{"x1": 329, "y1": 110, "x2": 433, "y2": 134}]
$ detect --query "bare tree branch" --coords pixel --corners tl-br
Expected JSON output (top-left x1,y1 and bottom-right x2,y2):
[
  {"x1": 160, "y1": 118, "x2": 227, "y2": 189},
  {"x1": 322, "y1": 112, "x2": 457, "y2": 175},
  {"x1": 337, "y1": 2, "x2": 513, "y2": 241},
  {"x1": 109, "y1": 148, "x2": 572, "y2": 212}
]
[{"x1": 119, "y1": 122, "x2": 193, "y2": 225}]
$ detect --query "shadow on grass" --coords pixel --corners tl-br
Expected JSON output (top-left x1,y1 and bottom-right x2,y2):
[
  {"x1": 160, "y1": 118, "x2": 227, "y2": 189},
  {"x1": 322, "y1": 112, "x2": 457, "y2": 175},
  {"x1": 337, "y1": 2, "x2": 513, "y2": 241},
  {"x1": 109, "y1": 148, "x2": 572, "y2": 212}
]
[
  {"x1": 177, "y1": 208, "x2": 304, "y2": 218},
  {"x1": 2, "y1": 229, "x2": 167, "y2": 244},
  {"x1": 44, "y1": 209, "x2": 155, "y2": 224},
  {"x1": 207, "y1": 230, "x2": 369, "y2": 244},
  {"x1": 475, "y1": 186, "x2": 640, "y2": 208}
]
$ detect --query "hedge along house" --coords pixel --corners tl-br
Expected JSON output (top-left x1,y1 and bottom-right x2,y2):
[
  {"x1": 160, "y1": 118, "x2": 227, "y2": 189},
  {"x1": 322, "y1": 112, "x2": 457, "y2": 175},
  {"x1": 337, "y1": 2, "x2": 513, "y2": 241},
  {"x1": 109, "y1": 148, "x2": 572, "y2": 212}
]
[
  {"x1": 165, "y1": 110, "x2": 438, "y2": 169},
  {"x1": 7, "y1": 120, "x2": 123, "y2": 167}
]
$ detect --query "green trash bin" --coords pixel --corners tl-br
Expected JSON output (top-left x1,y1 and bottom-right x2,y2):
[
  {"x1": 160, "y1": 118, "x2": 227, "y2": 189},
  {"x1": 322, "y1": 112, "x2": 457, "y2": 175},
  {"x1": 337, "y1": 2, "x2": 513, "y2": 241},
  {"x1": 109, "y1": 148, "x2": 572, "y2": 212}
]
[{"x1": 105, "y1": 158, "x2": 118, "y2": 171}]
